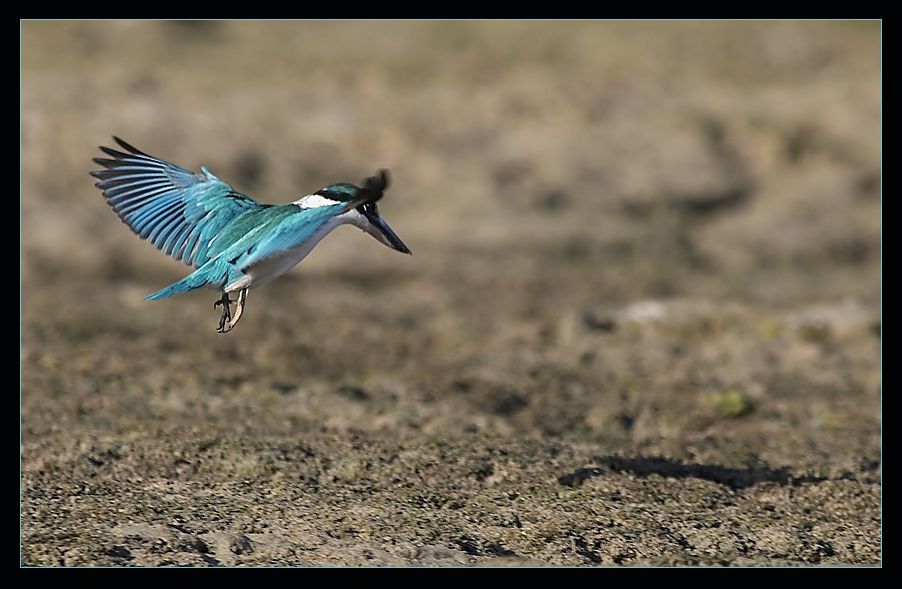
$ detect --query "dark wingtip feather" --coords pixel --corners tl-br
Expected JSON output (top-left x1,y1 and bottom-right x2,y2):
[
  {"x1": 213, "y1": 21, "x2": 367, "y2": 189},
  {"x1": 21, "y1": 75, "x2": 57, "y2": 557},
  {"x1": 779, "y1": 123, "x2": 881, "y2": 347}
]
[
  {"x1": 98, "y1": 146, "x2": 125, "y2": 159},
  {"x1": 92, "y1": 156, "x2": 119, "y2": 170},
  {"x1": 93, "y1": 137, "x2": 148, "y2": 162},
  {"x1": 92, "y1": 138, "x2": 150, "y2": 179},
  {"x1": 111, "y1": 136, "x2": 148, "y2": 156}
]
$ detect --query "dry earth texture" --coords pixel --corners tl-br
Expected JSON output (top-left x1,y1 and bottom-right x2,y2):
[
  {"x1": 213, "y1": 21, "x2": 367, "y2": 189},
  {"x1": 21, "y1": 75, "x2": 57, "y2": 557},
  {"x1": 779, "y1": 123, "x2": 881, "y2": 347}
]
[{"x1": 21, "y1": 21, "x2": 881, "y2": 566}]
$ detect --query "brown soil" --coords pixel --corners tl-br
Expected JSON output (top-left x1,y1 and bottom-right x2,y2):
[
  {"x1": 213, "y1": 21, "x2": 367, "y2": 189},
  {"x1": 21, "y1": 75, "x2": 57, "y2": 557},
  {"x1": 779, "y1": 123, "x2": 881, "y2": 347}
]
[{"x1": 21, "y1": 21, "x2": 881, "y2": 566}]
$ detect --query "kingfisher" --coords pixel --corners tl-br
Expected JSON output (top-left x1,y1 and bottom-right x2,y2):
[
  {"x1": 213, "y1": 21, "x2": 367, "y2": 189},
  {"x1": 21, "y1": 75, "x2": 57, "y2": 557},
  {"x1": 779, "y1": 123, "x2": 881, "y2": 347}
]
[{"x1": 91, "y1": 137, "x2": 411, "y2": 333}]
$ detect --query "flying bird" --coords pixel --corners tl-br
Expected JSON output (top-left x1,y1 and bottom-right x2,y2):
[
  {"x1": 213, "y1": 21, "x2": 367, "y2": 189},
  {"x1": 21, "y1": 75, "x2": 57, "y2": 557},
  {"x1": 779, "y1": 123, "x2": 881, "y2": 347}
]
[{"x1": 91, "y1": 137, "x2": 411, "y2": 333}]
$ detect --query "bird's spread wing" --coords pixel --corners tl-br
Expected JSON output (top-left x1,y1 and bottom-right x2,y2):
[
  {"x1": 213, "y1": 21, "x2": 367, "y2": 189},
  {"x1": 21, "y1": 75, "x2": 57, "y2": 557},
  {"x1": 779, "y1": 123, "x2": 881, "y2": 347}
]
[{"x1": 91, "y1": 137, "x2": 263, "y2": 268}]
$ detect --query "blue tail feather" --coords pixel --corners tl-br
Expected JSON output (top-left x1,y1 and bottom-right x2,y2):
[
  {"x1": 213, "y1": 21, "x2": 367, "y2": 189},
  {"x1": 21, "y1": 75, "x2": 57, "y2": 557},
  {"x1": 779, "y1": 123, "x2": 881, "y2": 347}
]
[{"x1": 145, "y1": 261, "x2": 233, "y2": 300}]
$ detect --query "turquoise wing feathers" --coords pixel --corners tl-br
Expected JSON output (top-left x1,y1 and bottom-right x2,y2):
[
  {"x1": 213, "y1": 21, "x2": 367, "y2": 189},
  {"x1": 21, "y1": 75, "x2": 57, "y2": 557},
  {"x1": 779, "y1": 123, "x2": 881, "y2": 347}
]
[
  {"x1": 90, "y1": 137, "x2": 263, "y2": 268},
  {"x1": 229, "y1": 206, "x2": 340, "y2": 269},
  {"x1": 139, "y1": 207, "x2": 337, "y2": 301}
]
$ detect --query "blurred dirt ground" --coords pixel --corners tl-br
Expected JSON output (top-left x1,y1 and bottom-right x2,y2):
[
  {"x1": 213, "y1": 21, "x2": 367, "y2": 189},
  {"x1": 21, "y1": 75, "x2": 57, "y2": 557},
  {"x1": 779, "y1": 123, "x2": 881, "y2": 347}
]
[{"x1": 21, "y1": 21, "x2": 880, "y2": 566}]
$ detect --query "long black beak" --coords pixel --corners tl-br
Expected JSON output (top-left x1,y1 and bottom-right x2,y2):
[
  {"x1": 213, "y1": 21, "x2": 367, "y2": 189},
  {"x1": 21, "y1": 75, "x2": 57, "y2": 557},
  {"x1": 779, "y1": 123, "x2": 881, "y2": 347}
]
[
  {"x1": 359, "y1": 201, "x2": 411, "y2": 255},
  {"x1": 353, "y1": 170, "x2": 410, "y2": 255}
]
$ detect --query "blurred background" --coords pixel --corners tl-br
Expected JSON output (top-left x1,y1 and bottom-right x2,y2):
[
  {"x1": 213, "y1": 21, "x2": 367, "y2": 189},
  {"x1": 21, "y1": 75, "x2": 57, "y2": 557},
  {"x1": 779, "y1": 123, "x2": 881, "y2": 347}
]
[
  {"x1": 21, "y1": 22, "x2": 881, "y2": 566},
  {"x1": 23, "y1": 21, "x2": 880, "y2": 305}
]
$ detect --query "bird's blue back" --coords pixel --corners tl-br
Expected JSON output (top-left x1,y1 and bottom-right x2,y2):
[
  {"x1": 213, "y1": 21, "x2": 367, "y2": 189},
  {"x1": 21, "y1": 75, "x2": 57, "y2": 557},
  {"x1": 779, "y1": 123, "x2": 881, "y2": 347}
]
[{"x1": 206, "y1": 204, "x2": 344, "y2": 270}]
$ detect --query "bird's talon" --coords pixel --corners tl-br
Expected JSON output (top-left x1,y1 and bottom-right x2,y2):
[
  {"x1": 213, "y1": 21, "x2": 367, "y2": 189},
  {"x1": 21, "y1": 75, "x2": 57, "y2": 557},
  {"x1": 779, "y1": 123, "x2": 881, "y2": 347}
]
[
  {"x1": 215, "y1": 292, "x2": 232, "y2": 332},
  {"x1": 217, "y1": 288, "x2": 247, "y2": 334},
  {"x1": 214, "y1": 292, "x2": 232, "y2": 309}
]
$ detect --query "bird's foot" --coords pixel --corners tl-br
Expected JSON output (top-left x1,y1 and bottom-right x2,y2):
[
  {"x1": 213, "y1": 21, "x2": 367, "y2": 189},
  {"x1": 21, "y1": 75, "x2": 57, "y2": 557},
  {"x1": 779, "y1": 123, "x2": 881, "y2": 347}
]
[
  {"x1": 215, "y1": 292, "x2": 232, "y2": 332},
  {"x1": 216, "y1": 288, "x2": 248, "y2": 334}
]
